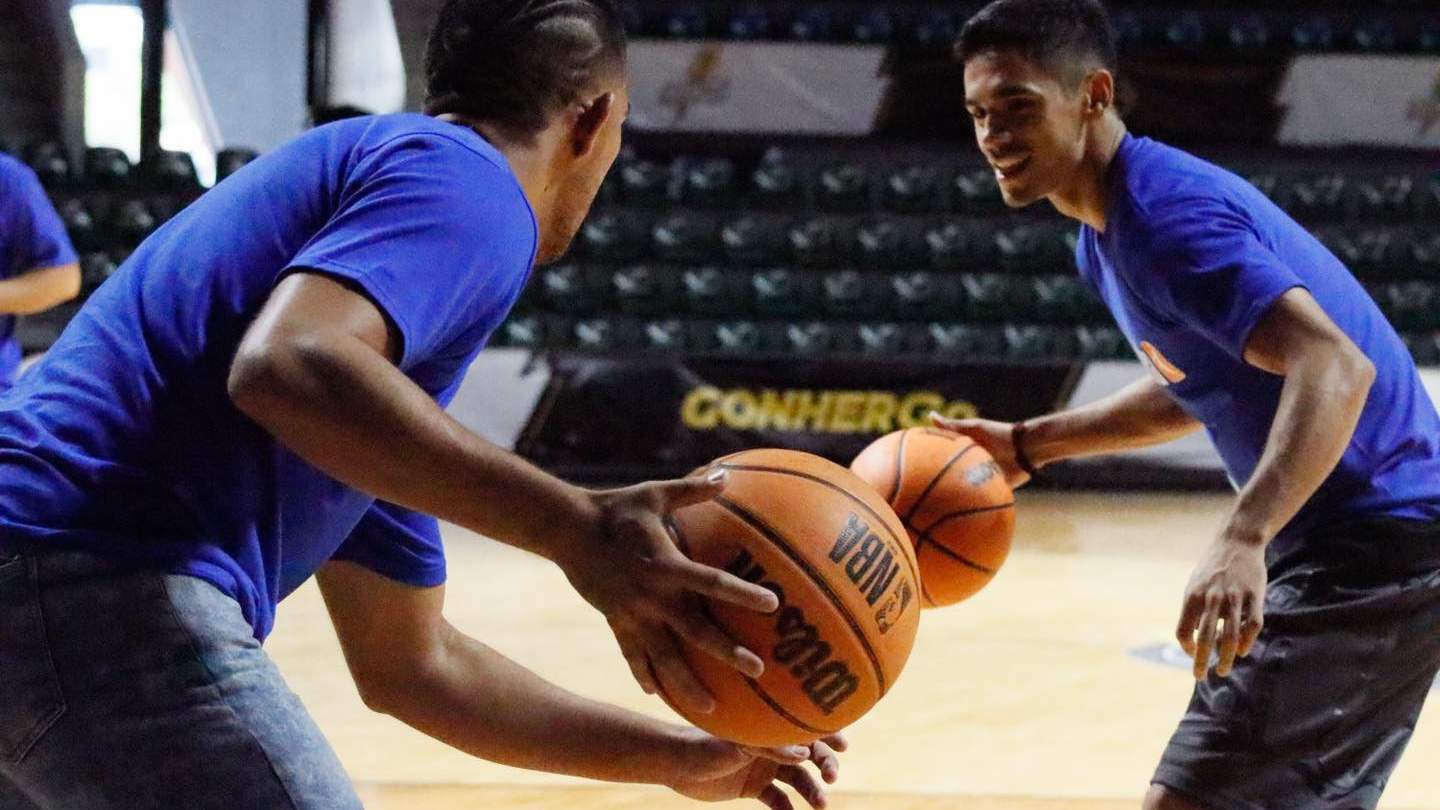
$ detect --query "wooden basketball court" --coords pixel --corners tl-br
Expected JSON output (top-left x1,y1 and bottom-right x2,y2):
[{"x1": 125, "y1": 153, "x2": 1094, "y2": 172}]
[{"x1": 267, "y1": 492, "x2": 1440, "y2": 809}]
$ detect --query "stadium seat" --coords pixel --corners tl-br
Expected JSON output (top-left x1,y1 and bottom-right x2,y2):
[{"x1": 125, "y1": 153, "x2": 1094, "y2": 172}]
[
  {"x1": 84, "y1": 147, "x2": 132, "y2": 187},
  {"x1": 963, "y1": 273, "x2": 1033, "y2": 321},
  {"x1": 661, "y1": 5, "x2": 708, "y2": 38},
  {"x1": 1421, "y1": 19, "x2": 1440, "y2": 53},
  {"x1": 572, "y1": 317, "x2": 639, "y2": 351},
  {"x1": 1352, "y1": 18, "x2": 1398, "y2": 51},
  {"x1": 581, "y1": 212, "x2": 650, "y2": 262},
  {"x1": 640, "y1": 319, "x2": 690, "y2": 352},
  {"x1": 953, "y1": 168, "x2": 1004, "y2": 214},
  {"x1": 497, "y1": 315, "x2": 548, "y2": 349},
  {"x1": 751, "y1": 268, "x2": 815, "y2": 317},
  {"x1": 25, "y1": 141, "x2": 71, "y2": 186},
  {"x1": 652, "y1": 212, "x2": 717, "y2": 264},
  {"x1": 1354, "y1": 174, "x2": 1415, "y2": 219},
  {"x1": 726, "y1": 6, "x2": 772, "y2": 39},
  {"x1": 712, "y1": 320, "x2": 764, "y2": 353},
  {"x1": 782, "y1": 320, "x2": 843, "y2": 355},
  {"x1": 540, "y1": 264, "x2": 600, "y2": 314},
  {"x1": 1244, "y1": 171, "x2": 1282, "y2": 202},
  {"x1": 816, "y1": 162, "x2": 870, "y2": 212},
  {"x1": 611, "y1": 264, "x2": 678, "y2": 316},
  {"x1": 1403, "y1": 333, "x2": 1440, "y2": 366},
  {"x1": 850, "y1": 7, "x2": 895, "y2": 43},
  {"x1": 618, "y1": 158, "x2": 669, "y2": 207},
  {"x1": 789, "y1": 5, "x2": 836, "y2": 42},
  {"x1": 1005, "y1": 324, "x2": 1076, "y2": 360},
  {"x1": 821, "y1": 270, "x2": 882, "y2": 318},
  {"x1": 1411, "y1": 233, "x2": 1440, "y2": 271},
  {"x1": 927, "y1": 323, "x2": 1004, "y2": 357},
  {"x1": 750, "y1": 151, "x2": 801, "y2": 207},
  {"x1": 856, "y1": 218, "x2": 913, "y2": 270},
  {"x1": 910, "y1": 9, "x2": 957, "y2": 45},
  {"x1": 79, "y1": 252, "x2": 117, "y2": 293},
  {"x1": 111, "y1": 200, "x2": 158, "y2": 247},
  {"x1": 925, "y1": 222, "x2": 978, "y2": 271},
  {"x1": 1111, "y1": 12, "x2": 1149, "y2": 47},
  {"x1": 215, "y1": 147, "x2": 260, "y2": 182},
  {"x1": 1076, "y1": 325, "x2": 1131, "y2": 360},
  {"x1": 721, "y1": 216, "x2": 786, "y2": 266},
  {"x1": 856, "y1": 322, "x2": 907, "y2": 355},
  {"x1": 140, "y1": 150, "x2": 200, "y2": 191},
  {"x1": 994, "y1": 224, "x2": 1071, "y2": 272},
  {"x1": 681, "y1": 158, "x2": 736, "y2": 206},
  {"x1": 1291, "y1": 17, "x2": 1339, "y2": 50},
  {"x1": 1164, "y1": 12, "x2": 1208, "y2": 49},
  {"x1": 1284, "y1": 173, "x2": 1348, "y2": 221},
  {"x1": 884, "y1": 165, "x2": 941, "y2": 213},
  {"x1": 1323, "y1": 227, "x2": 1401, "y2": 277},
  {"x1": 681, "y1": 267, "x2": 745, "y2": 316},
  {"x1": 58, "y1": 199, "x2": 99, "y2": 252},
  {"x1": 789, "y1": 217, "x2": 850, "y2": 268},
  {"x1": 1376, "y1": 281, "x2": 1440, "y2": 331},
  {"x1": 1226, "y1": 15, "x2": 1273, "y2": 49},
  {"x1": 1033, "y1": 275, "x2": 1105, "y2": 323},
  {"x1": 889, "y1": 271, "x2": 962, "y2": 321}
]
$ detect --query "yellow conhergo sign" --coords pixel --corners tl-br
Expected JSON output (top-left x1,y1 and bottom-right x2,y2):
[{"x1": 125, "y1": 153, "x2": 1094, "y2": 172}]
[{"x1": 680, "y1": 387, "x2": 978, "y2": 434}]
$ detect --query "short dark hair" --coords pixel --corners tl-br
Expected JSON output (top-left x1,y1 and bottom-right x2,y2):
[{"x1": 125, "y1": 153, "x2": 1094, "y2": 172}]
[
  {"x1": 955, "y1": 0, "x2": 1117, "y2": 87},
  {"x1": 424, "y1": 0, "x2": 626, "y2": 139}
]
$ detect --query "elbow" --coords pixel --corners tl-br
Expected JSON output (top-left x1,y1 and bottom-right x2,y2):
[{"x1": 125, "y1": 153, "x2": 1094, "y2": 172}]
[
  {"x1": 55, "y1": 264, "x2": 81, "y2": 305},
  {"x1": 1341, "y1": 345, "x2": 1376, "y2": 396},
  {"x1": 226, "y1": 342, "x2": 287, "y2": 419}
]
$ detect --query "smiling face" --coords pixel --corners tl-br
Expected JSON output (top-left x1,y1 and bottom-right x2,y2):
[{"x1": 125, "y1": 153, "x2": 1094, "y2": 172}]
[{"x1": 963, "y1": 48, "x2": 1095, "y2": 209}]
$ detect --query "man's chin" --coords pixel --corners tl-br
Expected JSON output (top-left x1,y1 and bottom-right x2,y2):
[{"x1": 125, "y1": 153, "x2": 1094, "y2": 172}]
[{"x1": 999, "y1": 186, "x2": 1042, "y2": 209}]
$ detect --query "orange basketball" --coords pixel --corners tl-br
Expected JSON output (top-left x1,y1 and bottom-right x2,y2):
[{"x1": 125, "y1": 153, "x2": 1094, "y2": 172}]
[
  {"x1": 666, "y1": 448, "x2": 922, "y2": 747},
  {"x1": 850, "y1": 428, "x2": 1015, "y2": 607}
]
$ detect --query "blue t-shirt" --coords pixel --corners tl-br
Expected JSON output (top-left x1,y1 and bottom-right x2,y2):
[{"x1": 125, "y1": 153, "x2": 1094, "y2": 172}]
[
  {"x1": 0, "y1": 114, "x2": 538, "y2": 639},
  {"x1": 0, "y1": 154, "x2": 79, "y2": 386},
  {"x1": 1077, "y1": 135, "x2": 1440, "y2": 545}
]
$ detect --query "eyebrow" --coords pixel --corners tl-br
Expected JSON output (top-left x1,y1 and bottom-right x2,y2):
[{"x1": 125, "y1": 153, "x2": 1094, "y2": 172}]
[{"x1": 966, "y1": 84, "x2": 1043, "y2": 106}]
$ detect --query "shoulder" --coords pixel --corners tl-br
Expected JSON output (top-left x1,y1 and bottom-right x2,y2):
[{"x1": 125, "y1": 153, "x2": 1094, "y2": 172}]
[{"x1": 0, "y1": 153, "x2": 45, "y2": 194}]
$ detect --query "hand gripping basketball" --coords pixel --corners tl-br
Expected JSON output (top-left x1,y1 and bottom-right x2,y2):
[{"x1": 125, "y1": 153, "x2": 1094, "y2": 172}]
[
  {"x1": 561, "y1": 470, "x2": 781, "y2": 715},
  {"x1": 668, "y1": 728, "x2": 848, "y2": 810}
]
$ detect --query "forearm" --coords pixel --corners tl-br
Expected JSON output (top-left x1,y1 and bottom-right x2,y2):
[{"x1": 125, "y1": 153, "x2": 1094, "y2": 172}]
[
  {"x1": 0, "y1": 264, "x2": 81, "y2": 315},
  {"x1": 1025, "y1": 377, "x2": 1202, "y2": 466},
  {"x1": 1224, "y1": 350, "x2": 1375, "y2": 545},
  {"x1": 228, "y1": 333, "x2": 593, "y2": 560},
  {"x1": 377, "y1": 627, "x2": 688, "y2": 785}
]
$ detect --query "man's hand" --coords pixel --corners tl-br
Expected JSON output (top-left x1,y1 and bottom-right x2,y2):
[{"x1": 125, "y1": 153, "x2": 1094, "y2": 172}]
[
  {"x1": 669, "y1": 730, "x2": 847, "y2": 810},
  {"x1": 1176, "y1": 535, "x2": 1267, "y2": 679},
  {"x1": 930, "y1": 415, "x2": 1032, "y2": 488},
  {"x1": 558, "y1": 470, "x2": 781, "y2": 715}
]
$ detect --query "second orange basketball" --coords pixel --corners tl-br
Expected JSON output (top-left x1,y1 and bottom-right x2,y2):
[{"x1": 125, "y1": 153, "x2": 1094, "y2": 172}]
[{"x1": 850, "y1": 428, "x2": 1015, "y2": 607}]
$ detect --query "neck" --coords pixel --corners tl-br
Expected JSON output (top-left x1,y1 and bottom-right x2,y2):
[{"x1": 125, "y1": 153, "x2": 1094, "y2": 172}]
[
  {"x1": 1048, "y1": 114, "x2": 1127, "y2": 232},
  {"x1": 438, "y1": 114, "x2": 560, "y2": 226}
]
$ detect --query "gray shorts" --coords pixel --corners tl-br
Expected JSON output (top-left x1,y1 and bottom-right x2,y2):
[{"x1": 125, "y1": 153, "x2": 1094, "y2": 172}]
[
  {"x1": 0, "y1": 551, "x2": 363, "y2": 809},
  {"x1": 1153, "y1": 519, "x2": 1440, "y2": 810}
]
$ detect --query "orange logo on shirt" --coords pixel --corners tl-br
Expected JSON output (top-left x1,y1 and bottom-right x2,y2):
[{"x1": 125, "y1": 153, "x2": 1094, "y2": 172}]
[{"x1": 1139, "y1": 341, "x2": 1187, "y2": 385}]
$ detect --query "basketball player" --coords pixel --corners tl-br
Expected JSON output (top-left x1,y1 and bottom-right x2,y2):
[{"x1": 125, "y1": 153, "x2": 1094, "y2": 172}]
[
  {"x1": 0, "y1": 153, "x2": 81, "y2": 390},
  {"x1": 0, "y1": 1, "x2": 841, "y2": 807},
  {"x1": 935, "y1": 1, "x2": 1440, "y2": 808}
]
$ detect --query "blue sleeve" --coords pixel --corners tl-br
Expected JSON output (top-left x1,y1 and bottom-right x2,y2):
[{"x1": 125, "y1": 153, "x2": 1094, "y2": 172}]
[
  {"x1": 1131, "y1": 197, "x2": 1305, "y2": 360},
  {"x1": 284, "y1": 134, "x2": 537, "y2": 372},
  {"x1": 331, "y1": 501, "x2": 447, "y2": 587},
  {"x1": 3, "y1": 161, "x2": 79, "y2": 275}
]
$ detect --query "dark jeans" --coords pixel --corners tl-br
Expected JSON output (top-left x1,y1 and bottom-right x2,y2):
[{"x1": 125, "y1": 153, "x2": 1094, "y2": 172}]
[{"x1": 0, "y1": 551, "x2": 363, "y2": 809}]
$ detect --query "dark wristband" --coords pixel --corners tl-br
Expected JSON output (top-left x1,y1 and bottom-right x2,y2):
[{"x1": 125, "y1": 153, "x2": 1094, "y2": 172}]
[{"x1": 1011, "y1": 421, "x2": 1041, "y2": 477}]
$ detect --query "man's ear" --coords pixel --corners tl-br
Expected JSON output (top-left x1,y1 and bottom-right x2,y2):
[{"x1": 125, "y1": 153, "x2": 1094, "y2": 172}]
[
  {"x1": 1082, "y1": 69, "x2": 1115, "y2": 117},
  {"x1": 571, "y1": 91, "x2": 615, "y2": 158}
]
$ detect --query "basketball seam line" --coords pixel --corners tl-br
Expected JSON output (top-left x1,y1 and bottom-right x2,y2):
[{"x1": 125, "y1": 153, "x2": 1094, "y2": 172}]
[
  {"x1": 917, "y1": 501, "x2": 1016, "y2": 533},
  {"x1": 918, "y1": 536, "x2": 996, "y2": 574},
  {"x1": 888, "y1": 430, "x2": 908, "y2": 503},
  {"x1": 713, "y1": 495, "x2": 890, "y2": 697},
  {"x1": 902, "y1": 443, "x2": 981, "y2": 524},
  {"x1": 718, "y1": 463, "x2": 923, "y2": 590},
  {"x1": 697, "y1": 598, "x2": 840, "y2": 738},
  {"x1": 670, "y1": 518, "x2": 841, "y2": 737}
]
